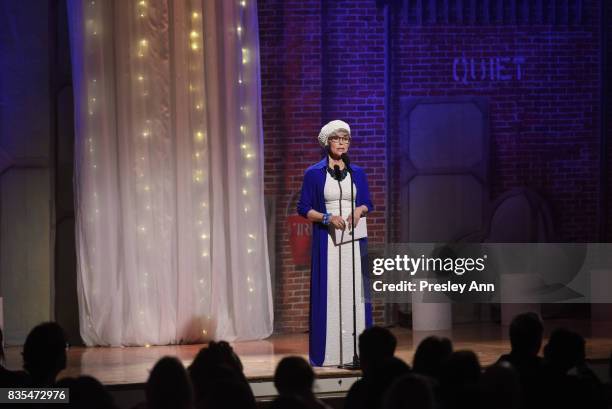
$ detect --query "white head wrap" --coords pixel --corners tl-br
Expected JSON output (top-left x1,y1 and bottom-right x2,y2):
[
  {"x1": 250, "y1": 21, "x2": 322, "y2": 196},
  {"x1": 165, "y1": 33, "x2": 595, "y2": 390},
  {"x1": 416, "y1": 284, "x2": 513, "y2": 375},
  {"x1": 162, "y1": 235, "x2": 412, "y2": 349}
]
[{"x1": 318, "y1": 120, "x2": 351, "y2": 147}]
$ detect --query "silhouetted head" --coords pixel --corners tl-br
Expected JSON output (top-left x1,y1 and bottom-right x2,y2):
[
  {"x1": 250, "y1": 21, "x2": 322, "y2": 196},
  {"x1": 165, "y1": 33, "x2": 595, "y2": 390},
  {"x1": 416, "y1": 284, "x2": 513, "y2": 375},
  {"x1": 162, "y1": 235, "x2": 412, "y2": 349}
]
[
  {"x1": 189, "y1": 341, "x2": 243, "y2": 374},
  {"x1": 412, "y1": 336, "x2": 453, "y2": 379},
  {"x1": 146, "y1": 356, "x2": 193, "y2": 409},
  {"x1": 509, "y1": 313, "x2": 543, "y2": 357},
  {"x1": 382, "y1": 373, "x2": 435, "y2": 409},
  {"x1": 543, "y1": 328, "x2": 585, "y2": 373},
  {"x1": 358, "y1": 326, "x2": 397, "y2": 373},
  {"x1": 440, "y1": 350, "x2": 481, "y2": 409},
  {"x1": 22, "y1": 322, "x2": 67, "y2": 385},
  {"x1": 366, "y1": 356, "x2": 412, "y2": 409},
  {"x1": 56, "y1": 376, "x2": 117, "y2": 409},
  {"x1": 442, "y1": 350, "x2": 481, "y2": 385},
  {"x1": 274, "y1": 356, "x2": 314, "y2": 396},
  {"x1": 189, "y1": 340, "x2": 248, "y2": 402},
  {"x1": 200, "y1": 379, "x2": 256, "y2": 409},
  {"x1": 479, "y1": 361, "x2": 522, "y2": 409}
]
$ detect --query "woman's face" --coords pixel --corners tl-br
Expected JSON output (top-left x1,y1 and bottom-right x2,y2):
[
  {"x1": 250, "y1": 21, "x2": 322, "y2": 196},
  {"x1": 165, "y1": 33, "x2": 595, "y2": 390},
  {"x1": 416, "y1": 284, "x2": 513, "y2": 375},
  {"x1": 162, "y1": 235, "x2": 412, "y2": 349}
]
[{"x1": 327, "y1": 130, "x2": 350, "y2": 159}]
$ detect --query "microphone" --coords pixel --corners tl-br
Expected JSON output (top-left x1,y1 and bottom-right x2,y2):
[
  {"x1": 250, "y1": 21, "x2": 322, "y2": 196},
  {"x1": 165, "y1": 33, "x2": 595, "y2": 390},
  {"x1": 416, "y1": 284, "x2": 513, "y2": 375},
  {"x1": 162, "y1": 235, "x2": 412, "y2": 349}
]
[
  {"x1": 333, "y1": 165, "x2": 342, "y2": 181},
  {"x1": 341, "y1": 153, "x2": 352, "y2": 172}
]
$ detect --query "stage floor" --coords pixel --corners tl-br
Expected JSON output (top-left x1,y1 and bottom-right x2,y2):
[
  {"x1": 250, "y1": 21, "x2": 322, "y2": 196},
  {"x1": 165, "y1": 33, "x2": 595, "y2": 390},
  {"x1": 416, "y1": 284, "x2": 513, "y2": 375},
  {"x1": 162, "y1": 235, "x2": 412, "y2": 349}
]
[{"x1": 4, "y1": 320, "x2": 612, "y2": 388}]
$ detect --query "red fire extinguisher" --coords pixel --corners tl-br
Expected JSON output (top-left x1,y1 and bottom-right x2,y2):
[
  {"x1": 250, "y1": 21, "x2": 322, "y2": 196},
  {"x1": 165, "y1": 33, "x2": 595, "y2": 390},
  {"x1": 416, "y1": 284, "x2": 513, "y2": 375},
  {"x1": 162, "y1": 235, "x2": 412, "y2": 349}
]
[{"x1": 286, "y1": 191, "x2": 312, "y2": 267}]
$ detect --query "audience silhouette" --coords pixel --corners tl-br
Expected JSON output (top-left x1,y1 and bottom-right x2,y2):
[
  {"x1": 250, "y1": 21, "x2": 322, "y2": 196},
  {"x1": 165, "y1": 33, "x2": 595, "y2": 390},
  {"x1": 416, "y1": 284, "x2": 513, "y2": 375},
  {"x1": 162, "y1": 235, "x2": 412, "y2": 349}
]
[
  {"x1": 1, "y1": 315, "x2": 610, "y2": 409},
  {"x1": 381, "y1": 373, "x2": 435, "y2": 409},
  {"x1": 542, "y1": 328, "x2": 606, "y2": 409},
  {"x1": 22, "y1": 322, "x2": 67, "y2": 387},
  {"x1": 440, "y1": 350, "x2": 481, "y2": 409},
  {"x1": 496, "y1": 312, "x2": 545, "y2": 409},
  {"x1": 146, "y1": 356, "x2": 193, "y2": 409},
  {"x1": 188, "y1": 340, "x2": 256, "y2": 409},
  {"x1": 274, "y1": 356, "x2": 331, "y2": 409},
  {"x1": 56, "y1": 375, "x2": 118, "y2": 409},
  {"x1": 410, "y1": 335, "x2": 453, "y2": 408},
  {"x1": 344, "y1": 326, "x2": 407, "y2": 409},
  {"x1": 411, "y1": 335, "x2": 452, "y2": 382},
  {"x1": 478, "y1": 361, "x2": 522, "y2": 409},
  {"x1": 357, "y1": 326, "x2": 397, "y2": 374}
]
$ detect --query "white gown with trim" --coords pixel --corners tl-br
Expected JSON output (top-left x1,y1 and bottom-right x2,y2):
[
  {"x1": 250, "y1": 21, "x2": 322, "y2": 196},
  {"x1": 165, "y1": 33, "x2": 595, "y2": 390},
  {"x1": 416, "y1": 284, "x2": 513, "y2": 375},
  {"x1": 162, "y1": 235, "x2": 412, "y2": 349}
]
[{"x1": 322, "y1": 171, "x2": 366, "y2": 366}]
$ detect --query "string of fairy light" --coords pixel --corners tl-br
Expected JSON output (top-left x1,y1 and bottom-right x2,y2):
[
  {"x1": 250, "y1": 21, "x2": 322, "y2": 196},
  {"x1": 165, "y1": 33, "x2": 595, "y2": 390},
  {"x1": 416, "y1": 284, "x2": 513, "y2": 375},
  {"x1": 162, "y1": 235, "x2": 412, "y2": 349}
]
[
  {"x1": 85, "y1": 0, "x2": 100, "y2": 333},
  {"x1": 86, "y1": 0, "x2": 98, "y2": 219},
  {"x1": 187, "y1": 1, "x2": 212, "y2": 338},
  {"x1": 83, "y1": 0, "x2": 260, "y2": 341},
  {"x1": 237, "y1": 0, "x2": 258, "y2": 312},
  {"x1": 134, "y1": 0, "x2": 153, "y2": 342}
]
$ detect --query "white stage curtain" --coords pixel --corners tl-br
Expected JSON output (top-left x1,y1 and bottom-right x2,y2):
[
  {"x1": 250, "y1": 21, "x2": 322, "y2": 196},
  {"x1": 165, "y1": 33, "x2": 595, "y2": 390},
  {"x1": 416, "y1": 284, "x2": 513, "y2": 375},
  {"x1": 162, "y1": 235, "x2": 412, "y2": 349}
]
[{"x1": 67, "y1": 0, "x2": 272, "y2": 345}]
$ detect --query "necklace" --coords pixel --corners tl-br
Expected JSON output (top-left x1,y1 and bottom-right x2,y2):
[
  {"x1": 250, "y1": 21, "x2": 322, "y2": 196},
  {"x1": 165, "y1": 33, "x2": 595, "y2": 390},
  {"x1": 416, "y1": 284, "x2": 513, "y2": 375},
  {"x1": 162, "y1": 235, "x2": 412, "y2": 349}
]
[{"x1": 326, "y1": 166, "x2": 348, "y2": 181}]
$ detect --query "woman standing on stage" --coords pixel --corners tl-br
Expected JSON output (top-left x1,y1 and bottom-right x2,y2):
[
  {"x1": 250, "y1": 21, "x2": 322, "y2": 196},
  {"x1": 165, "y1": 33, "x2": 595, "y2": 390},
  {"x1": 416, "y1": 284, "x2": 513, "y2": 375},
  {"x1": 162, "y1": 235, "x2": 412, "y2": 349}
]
[{"x1": 297, "y1": 120, "x2": 373, "y2": 367}]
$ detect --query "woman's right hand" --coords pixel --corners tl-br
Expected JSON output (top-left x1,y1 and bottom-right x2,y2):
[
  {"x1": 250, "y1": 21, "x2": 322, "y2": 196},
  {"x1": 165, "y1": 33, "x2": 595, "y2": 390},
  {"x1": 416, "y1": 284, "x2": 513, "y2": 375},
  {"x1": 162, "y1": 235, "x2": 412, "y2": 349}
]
[{"x1": 329, "y1": 215, "x2": 346, "y2": 230}]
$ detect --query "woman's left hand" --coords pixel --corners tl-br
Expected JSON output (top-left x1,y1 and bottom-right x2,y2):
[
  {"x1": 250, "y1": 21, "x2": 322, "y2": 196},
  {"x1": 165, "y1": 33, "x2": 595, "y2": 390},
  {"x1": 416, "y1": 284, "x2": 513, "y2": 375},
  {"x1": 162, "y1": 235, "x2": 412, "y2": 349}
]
[{"x1": 346, "y1": 207, "x2": 364, "y2": 231}]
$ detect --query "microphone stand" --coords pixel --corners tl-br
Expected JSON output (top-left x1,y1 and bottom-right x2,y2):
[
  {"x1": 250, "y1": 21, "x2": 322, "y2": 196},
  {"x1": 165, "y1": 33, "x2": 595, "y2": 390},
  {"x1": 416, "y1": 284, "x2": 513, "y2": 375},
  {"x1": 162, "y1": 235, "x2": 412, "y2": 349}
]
[{"x1": 338, "y1": 159, "x2": 360, "y2": 370}]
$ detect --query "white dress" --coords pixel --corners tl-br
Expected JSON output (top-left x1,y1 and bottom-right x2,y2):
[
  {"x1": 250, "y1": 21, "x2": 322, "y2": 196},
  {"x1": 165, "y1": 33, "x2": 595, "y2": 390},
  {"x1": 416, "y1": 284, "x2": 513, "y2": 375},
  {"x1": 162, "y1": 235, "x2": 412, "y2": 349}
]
[{"x1": 322, "y1": 171, "x2": 366, "y2": 366}]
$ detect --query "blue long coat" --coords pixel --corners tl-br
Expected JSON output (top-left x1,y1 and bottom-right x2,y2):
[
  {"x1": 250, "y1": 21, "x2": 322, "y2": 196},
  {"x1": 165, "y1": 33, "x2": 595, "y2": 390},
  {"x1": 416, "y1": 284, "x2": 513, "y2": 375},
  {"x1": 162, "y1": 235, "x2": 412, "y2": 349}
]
[{"x1": 297, "y1": 158, "x2": 374, "y2": 366}]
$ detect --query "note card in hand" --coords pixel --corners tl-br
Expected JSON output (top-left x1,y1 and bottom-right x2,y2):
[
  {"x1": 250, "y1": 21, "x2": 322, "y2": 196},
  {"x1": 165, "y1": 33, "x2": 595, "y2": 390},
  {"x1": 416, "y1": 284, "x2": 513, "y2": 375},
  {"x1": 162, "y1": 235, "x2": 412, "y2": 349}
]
[{"x1": 333, "y1": 217, "x2": 367, "y2": 246}]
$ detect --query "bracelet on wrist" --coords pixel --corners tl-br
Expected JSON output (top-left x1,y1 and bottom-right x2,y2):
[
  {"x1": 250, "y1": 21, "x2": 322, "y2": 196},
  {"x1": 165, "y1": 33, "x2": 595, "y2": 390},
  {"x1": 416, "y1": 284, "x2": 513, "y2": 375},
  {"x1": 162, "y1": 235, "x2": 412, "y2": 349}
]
[{"x1": 322, "y1": 212, "x2": 332, "y2": 225}]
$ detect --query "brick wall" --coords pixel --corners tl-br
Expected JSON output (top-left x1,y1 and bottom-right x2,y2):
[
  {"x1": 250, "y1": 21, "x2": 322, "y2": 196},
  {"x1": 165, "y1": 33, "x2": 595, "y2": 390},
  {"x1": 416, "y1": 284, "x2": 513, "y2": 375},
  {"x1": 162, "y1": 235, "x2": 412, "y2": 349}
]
[
  {"x1": 259, "y1": 0, "x2": 386, "y2": 333},
  {"x1": 389, "y1": 3, "x2": 602, "y2": 243},
  {"x1": 260, "y1": 0, "x2": 322, "y2": 333},
  {"x1": 260, "y1": 0, "x2": 608, "y2": 333}
]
